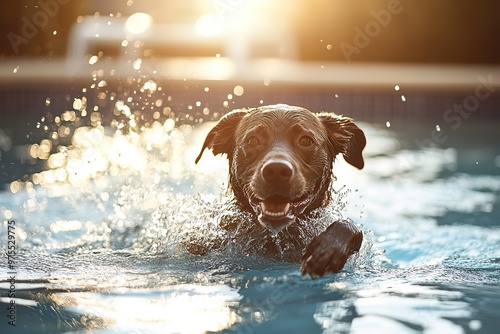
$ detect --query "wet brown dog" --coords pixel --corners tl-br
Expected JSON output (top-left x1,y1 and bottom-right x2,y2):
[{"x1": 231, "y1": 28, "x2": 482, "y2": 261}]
[{"x1": 195, "y1": 104, "x2": 366, "y2": 277}]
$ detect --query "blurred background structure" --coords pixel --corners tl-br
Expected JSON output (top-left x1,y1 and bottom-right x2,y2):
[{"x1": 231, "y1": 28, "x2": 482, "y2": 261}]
[{"x1": 1, "y1": 0, "x2": 500, "y2": 64}]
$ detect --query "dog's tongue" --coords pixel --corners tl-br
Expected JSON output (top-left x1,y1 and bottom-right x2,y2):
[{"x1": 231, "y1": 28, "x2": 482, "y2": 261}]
[{"x1": 260, "y1": 200, "x2": 291, "y2": 217}]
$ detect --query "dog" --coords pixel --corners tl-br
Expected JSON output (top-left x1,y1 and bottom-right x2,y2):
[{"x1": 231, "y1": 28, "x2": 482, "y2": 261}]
[{"x1": 195, "y1": 104, "x2": 366, "y2": 278}]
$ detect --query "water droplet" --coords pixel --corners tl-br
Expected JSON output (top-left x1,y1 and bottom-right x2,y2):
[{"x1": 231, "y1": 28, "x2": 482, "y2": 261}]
[
  {"x1": 133, "y1": 58, "x2": 142, "y2": 70},
  {"x1": 263, "y1": 79, "x2": 271, "y2": 86},
  {"x1": 469, "y1": 320, "x2": 482, "y2": 331},
  {"x1": 386, "y1": 121, "x2": 391, "y2": 128},
  {"x1": 435, "y1": 124, "x2": 441, "y2": 132},
  {"x1": 4, "y1": 209, "x2": 13, "y2": 219},
  {"x1": 233, "y1": 85, "x2": 244, "y2": 96},
  {"x1": 45, "y1": 98, "x2": 51, "y2": 106},
  {"x1": 73, "y1": 98, "x2": 82, "y2": 110},
  {"x1": 394, "y1": 84, "x2": 400, "y2": 91},
  {"x1": 401, "y1": 95, "x2": 406, "y2": 102},
  {"x1": 326, "y1": 44, "x2": 332, "y2": 50},
  {"x1": 163, "y1": 107, "x2": 171, "y2": 116},
  {"x1": 88, "y1": 55, "x2": 98, "y2": 65},
  {"x1": 142, "y1": 79, "x2": 157, "y2": 93},
  {"x1": 164, "y1": 118, "x2": 175, "y2": 131},
  {"x1": 13, "y1": 66, "x2": 19, "y2": 73}
]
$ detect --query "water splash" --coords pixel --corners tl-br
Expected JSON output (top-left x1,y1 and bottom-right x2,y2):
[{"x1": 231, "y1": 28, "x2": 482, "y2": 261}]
[{"x1": 6, "y1": 61, "x2": 373, "y2": 266}]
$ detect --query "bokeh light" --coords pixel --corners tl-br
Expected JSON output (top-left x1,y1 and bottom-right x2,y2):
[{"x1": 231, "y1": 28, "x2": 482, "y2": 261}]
[{"x1": 125, "y1": 12, "x2": 153, "y2": 34}]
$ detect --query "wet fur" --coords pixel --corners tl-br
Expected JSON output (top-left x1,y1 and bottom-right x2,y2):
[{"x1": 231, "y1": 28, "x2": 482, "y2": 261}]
[{"x1": 195, "y1": 104, "x2": 366, "y2": 277}]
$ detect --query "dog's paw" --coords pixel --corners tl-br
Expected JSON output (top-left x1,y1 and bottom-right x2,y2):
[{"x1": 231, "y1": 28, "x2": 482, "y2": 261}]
[{"x1": 300, "y1": 218, "x2": 363, "y2": 278}]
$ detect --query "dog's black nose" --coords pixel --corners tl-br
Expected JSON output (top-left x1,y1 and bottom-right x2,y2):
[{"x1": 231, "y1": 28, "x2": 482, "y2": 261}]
[{"x1": 262, "y1": 159, "x2": 293, "y2": 184}]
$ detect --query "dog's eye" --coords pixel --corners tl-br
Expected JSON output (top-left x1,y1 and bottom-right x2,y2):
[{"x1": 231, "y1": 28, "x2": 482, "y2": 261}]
[
  {"x1": 298, "y1": 136, "x2": 314, "y2": 147},
  {"x1": 246, "y1": 136, "x2": 260, "y2": 146}
]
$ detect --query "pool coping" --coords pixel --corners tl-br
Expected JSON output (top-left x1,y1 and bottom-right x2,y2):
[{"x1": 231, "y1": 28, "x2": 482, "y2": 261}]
[{"x1": 1, "y1": 58, "x2": 499, "y2": 92}]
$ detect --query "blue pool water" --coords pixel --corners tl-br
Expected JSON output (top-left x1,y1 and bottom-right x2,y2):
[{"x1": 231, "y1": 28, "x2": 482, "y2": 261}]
[{"x1": 1, "y1": 84, "x2": 500, "y2": 334}]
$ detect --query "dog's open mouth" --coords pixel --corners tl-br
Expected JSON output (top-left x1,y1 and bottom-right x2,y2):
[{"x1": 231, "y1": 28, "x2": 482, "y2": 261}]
[{"x1": 249, "y1": 194, "x2": 311, "y2": 233}]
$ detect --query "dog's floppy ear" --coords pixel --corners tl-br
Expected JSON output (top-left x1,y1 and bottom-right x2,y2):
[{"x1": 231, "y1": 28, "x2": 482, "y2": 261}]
[
  {"x1": 195, "y1": 109, "x2": 247, "y2": 163},
  {"x1": 318, "y1": 113, "x2": 366, "y2": 169}
]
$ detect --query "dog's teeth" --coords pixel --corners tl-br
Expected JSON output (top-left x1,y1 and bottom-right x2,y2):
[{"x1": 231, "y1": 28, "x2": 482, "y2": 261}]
[
  {"x1": 284, "y1": 203, "x2": 290, "y2": 213},
  {"x1": 259, "y1": 201, "x2": 292, "y2": 217}
]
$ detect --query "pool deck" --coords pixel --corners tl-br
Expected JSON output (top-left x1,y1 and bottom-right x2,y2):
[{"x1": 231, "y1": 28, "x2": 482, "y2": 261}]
[{"x1": 1, "y1": 58, "x2": 500, "y2": 92}]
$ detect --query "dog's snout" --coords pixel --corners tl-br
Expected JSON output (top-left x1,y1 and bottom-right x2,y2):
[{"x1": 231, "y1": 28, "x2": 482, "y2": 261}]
[{"x1": 261, "y1": 159, "x2": 294, "y2": 184}]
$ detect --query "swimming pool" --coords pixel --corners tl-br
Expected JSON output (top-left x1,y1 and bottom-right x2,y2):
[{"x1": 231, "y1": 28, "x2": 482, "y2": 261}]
[{"x1": 1, "y1": 74, "x2": 500, "y2": 334}]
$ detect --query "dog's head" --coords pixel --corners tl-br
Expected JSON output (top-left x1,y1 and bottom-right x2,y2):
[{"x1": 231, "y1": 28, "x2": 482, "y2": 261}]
[{"x1": 196, "y1": 104, "x2": 366, "y2": 233}]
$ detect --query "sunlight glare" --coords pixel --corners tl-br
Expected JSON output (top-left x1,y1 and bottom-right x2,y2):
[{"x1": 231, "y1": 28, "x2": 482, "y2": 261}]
[
  {"x1": 53, "y1": 285, "x2": 242, "y2": 332},
  {"x1": 195, "y1": 13, "x2": 223, "y2": 36}
]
